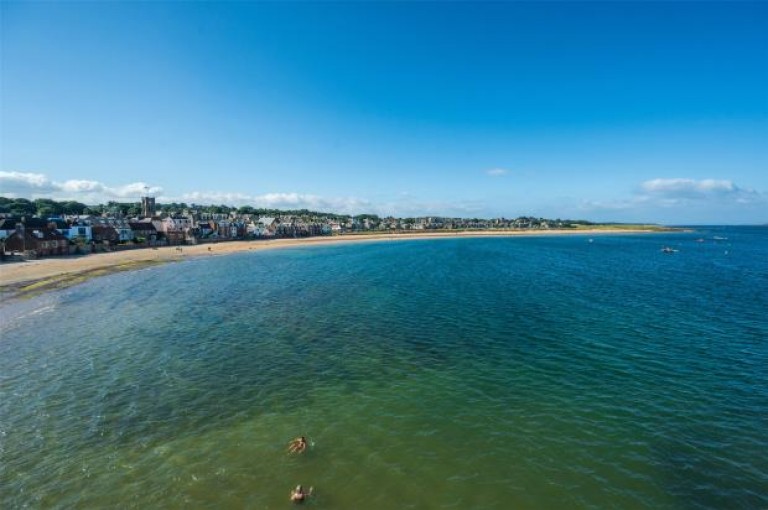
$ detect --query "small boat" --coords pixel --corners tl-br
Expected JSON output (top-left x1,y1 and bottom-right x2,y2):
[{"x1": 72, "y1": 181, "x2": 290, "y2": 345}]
[
  {"x1": 713, "y1": 236, "x2": 728, "y2": 241},
  {"x1": 661, "y1": 246, "x2": 679, "y2": 253}
]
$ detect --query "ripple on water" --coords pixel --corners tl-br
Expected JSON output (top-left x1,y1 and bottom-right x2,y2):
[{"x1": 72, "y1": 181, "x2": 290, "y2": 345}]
[{"x1": 1, "y1": 231, "x2": 767, "y2": 508}]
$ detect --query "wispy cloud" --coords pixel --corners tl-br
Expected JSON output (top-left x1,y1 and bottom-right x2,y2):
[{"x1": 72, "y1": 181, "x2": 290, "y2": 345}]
[
  {"x1": 641, "y1": 178, "x2": 737, "y2": 196},
  {"x1": 0, "y1": 171, "x2": 489, "y2": 217},
  {"x1": 180, "y1": 191, "x2": 485, "y2": 217},
  {"x1": 180, "y1": 191, "x2": 372, "y2": 215},
  {"x1": 0, "y1": 172, "x2": 374, "y2": 215},
  {"x1": 5, "y1": 171, "x2": 762, "y2": 223},
  {"x1": 578, "y1": 177, "x2": 766, "y2": 223},
  {"x1": 638, "y1": 178, "x2": 762, "y2": 206},
  {"x1": 0, "y1": 171, "x2": 59, "y2": 195},
  {"x1": 375, "y1": 197, "x2": 485, "y2": 218},
  {"x1": 0, "y1": 171, "x2": 162, "y2": 202},
  {"x1": 486, "y1": 168, "x2": 509, "y2": 177},
  {"x1": 581, "y1": 177, "x2": 763, "y2": 211}
]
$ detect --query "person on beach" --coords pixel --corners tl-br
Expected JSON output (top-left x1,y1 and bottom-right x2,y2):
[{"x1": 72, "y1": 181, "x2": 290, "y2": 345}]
[
  {"x1": 290, "y1": 485, "x2": 312, "y2": 503},
  {"x1": 288, "y1": 436, "x2": 308, "y2": 453}
]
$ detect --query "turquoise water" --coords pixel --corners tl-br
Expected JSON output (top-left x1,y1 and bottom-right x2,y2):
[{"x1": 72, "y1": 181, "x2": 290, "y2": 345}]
[{"x1": 1, "y1": 228, "x2": 767, "y2": 509}]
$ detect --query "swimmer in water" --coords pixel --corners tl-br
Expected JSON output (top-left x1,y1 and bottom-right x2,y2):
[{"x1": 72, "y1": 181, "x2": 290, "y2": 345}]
[
  {"x1": 290, "y1": 485, "x2": 312, "y2": 503},
  {"x1": 288, "y1": 436, "x2": 308, "y2": 454}
]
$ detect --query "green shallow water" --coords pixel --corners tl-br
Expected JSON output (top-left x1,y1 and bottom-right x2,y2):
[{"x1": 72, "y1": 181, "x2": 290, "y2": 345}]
[{"x1": 1, "y1": 228, "x2": 767, "y2": 509}]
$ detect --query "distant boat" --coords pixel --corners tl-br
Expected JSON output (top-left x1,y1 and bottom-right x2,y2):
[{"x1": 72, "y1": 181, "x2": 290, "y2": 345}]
[
  {"x1": 661, "y1": 246, "x2": 679, "y2": 253},
  {"x1": 696, "y1": 238, "x2": 705, "y2": 243},
  {"x1": 713, "y1": 236, "x2": 728, "y2": 241}
]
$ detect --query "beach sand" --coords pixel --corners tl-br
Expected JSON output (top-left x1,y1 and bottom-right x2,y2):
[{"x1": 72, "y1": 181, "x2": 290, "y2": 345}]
[{"x1": 0, "y1": 229, "x2": 659, "y2": 301}]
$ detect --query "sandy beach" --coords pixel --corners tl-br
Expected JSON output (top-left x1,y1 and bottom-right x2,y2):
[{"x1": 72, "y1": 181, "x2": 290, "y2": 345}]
[{"x1": 0, "y1": 229, "x2": 662, "y2": 300}]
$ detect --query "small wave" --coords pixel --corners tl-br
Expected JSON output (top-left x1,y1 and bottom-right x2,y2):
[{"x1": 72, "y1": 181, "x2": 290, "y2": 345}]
[{"x1": 0, "y1": 298, "x2": 58, "y2": 334}]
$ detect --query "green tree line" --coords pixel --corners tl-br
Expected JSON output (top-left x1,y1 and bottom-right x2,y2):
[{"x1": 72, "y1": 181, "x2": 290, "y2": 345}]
[
  {"x1": 0, "y1": 197, "x2": 357, "y2": 220},
  {"x1": 0, "y1": 197, "x2": 90, "y2": 217},
  {"x1": 0, "y1": 196, "x2": 598, "y2": 225}
]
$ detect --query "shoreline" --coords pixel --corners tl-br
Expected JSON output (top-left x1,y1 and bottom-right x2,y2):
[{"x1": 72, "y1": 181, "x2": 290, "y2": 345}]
[{"x1": 0, "y1": 229, "x2": 670, "y2": 302}]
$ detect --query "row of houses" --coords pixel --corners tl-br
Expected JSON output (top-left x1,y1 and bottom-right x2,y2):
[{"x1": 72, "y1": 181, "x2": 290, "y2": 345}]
[
  {"x1": 0, "y1": 214, "x2": 339, "y2": 258},
  {"x1": 0, "y1": 211, "x2": 569, "y2": 259}
]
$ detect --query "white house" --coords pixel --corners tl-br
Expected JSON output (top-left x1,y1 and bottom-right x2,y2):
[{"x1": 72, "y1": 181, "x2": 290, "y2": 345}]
[{"x1": 249, "y1": 217, "x2": 278, "y2": 237}]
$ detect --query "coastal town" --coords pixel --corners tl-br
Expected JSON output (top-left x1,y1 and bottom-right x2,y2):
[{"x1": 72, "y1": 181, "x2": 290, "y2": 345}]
[{"x1": 0, "y1": 195, "x2": 585, "y2": 259}]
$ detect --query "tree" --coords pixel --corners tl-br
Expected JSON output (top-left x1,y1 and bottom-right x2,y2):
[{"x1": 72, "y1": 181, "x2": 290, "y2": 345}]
[
  {"x1": 126, "y1": 203, "x2": 141, "y2": 217},
  {"x1": 35, "y1": 198, "x2": 64, "y2": 217},
  {"x1": 9, "y1": 198, "x2": 36, "y2": 216},
  {"x1": 0, "y1": 197, "x2": 11, "y2": 214},
  {"x1": 61, "y1": 200, "x2": 88, "y2": 215}
]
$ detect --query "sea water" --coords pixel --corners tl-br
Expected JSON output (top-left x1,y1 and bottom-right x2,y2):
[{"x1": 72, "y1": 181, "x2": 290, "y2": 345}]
[{"x1": 1, "y1": 227, "x2": 766, "y2": 509}]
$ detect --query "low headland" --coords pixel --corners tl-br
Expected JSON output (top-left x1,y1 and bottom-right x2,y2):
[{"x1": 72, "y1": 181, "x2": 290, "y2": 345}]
[{"x1": 0, "y1": 225, "x2": 675, "y2": 303}]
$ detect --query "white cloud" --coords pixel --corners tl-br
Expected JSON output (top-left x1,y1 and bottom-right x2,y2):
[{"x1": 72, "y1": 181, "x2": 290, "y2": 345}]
[
  {"x1": 640, "y1": 178, "x2": 739, "y2": 197},
  {"x1": 486, "y1": 168, "x2": 509, "y2": 177},
  {"x1": 0, "y1": 171, "x2": 59, "y2": 195},
  {"x1": 7, "y1": 170, "x2": 761, "y2": 223},
  {"x1": 180, "y1": 191, "x2": 255, "y2": 204},
  {"x1": 2, "y1": 171, "x2": 466, "y2": 216},
  {"x1": 177, "y1": 190, "x2": 484, "y2": 217},
  {"x1": 636, "y1": 178, "x2": 763, "y2": 207},
  {"x1": 578, "y1": 177, "x2": 766, "y2": 223},
  {"x1": 113, "y1": 182, "x2": 162, "y2": 198},
  {"x1": 59, "y1": 180, "x2": 105, "y2": 193},
  {"x1": 178, "y1": 191, "x2": 372, "y2": 214},
  {"x1": 374, "y1": 196, "x2": 486, "y2": 218},
  {"x1": 0, "y1": 171, "x2": 162, "y2": 203}
]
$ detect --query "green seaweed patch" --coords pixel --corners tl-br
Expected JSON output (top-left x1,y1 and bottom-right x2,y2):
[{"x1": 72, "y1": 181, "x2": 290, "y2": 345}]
[{"x1": 1, "y1": 259, "x2": 170, "y2": 302}]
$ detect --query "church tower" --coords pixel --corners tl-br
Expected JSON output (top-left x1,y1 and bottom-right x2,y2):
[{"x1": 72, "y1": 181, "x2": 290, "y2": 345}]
[{"x1": 141, "y1": 195, "x2": 156, "y2": 218}]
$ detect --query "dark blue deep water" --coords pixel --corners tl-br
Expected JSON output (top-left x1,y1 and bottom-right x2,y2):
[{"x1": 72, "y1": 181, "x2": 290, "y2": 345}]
[{"x1": 1, "y1": 227, "x2": 767, "y2": 509}]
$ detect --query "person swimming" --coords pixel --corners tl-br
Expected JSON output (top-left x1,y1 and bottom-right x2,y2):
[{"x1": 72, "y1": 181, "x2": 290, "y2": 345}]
[
  {"x1": 290, "y1": 484, "x2": 312, "y2": 503},
  {"x1": 288, "y1": 436, "x2": 308, "y2": 453}
]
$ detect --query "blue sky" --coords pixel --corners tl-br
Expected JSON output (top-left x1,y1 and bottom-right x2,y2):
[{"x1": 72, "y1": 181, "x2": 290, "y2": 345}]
[{"x1": 1, "y1": 1, "x2": 766, "y2": 224}]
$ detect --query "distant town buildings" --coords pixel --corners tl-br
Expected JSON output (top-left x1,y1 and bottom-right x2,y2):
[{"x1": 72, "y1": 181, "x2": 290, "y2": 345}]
[{"x1": 0, "y1": 196, "x2": 577, "y2": 260}]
